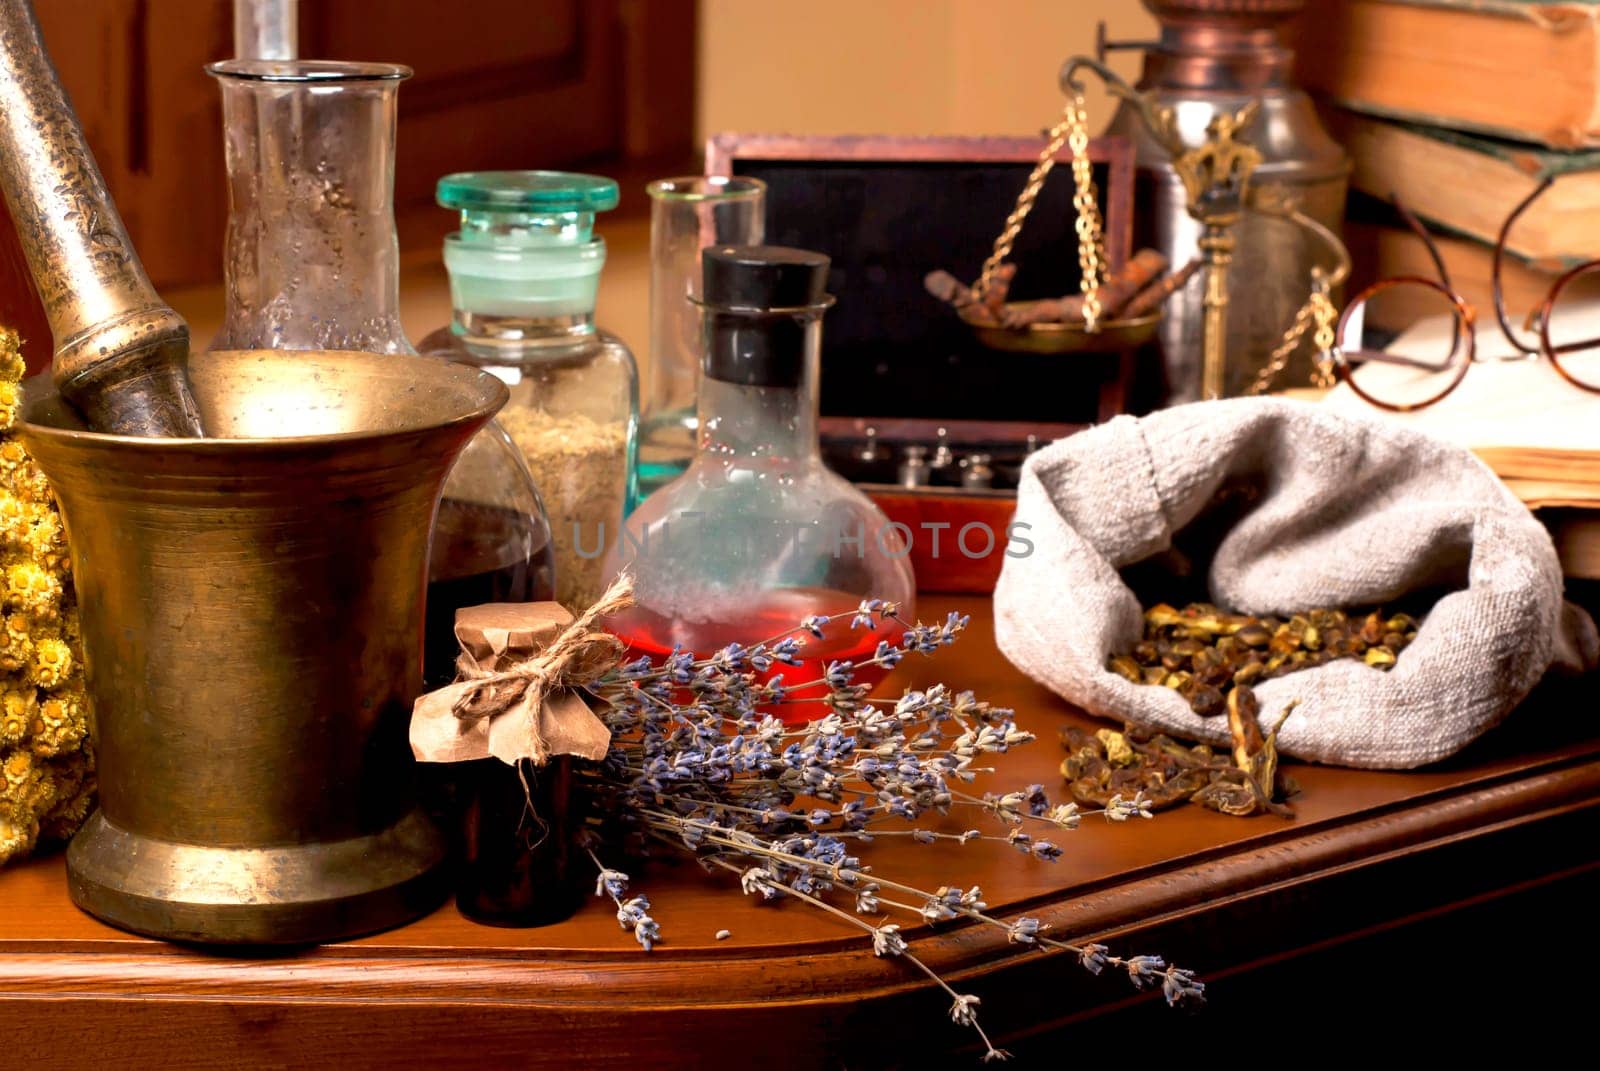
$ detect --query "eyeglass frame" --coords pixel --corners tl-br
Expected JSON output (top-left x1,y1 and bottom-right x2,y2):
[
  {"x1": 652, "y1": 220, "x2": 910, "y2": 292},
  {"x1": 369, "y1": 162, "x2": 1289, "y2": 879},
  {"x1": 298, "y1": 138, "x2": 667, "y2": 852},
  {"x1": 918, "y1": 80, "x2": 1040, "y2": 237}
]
[{"x1": 1323, "y1": 177, "x2": 1600, "y2": 411}]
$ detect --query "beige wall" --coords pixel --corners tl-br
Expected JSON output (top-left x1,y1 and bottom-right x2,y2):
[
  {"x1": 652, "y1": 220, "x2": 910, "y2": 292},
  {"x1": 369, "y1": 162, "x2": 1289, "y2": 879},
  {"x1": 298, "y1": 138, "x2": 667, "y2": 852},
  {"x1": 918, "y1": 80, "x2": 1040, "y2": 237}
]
[{"x1": 696, "y1": 0, "x2": 1159, "y2": 143}]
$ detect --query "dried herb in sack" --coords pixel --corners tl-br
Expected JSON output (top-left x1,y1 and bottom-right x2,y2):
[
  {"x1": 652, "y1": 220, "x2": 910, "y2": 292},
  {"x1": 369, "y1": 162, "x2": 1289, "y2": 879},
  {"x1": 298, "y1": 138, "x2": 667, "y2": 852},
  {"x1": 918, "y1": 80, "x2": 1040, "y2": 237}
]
[{"x1": 1108, "y1": 602, "x2": 1419, "y2": 719}]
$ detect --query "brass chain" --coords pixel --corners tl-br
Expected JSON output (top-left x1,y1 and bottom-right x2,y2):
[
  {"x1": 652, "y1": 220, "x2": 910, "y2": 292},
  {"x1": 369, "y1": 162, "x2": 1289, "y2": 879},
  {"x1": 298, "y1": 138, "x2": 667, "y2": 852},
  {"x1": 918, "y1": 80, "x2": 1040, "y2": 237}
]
[
  {"x1": 973, "y1": 94, "x2": 1106, "y2": 331},
  {"x1": 1247, "y1": 272, "x2": 1340, "y2": 395},
  {"x1": 1309, "y1": 284, "x2": 1338, "y2": 389},
  {"x1": 1067, "y1": 97, "x2": 1106, "y2": 332}
]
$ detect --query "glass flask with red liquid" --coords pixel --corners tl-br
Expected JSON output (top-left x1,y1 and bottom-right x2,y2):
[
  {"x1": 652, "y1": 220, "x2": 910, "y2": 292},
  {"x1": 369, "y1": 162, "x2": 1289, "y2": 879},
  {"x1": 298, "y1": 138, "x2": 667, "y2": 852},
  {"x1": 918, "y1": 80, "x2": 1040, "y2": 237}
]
[{"x1": 605, "y1": 246, "x2": 915, "y2": 722}]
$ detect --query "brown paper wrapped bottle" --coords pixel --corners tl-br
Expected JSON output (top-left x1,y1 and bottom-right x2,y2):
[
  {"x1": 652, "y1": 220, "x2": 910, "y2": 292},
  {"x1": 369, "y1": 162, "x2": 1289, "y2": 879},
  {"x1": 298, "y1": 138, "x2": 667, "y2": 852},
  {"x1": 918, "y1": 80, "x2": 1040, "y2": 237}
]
[{"x1": 411, "y1": 588, "x2": 621, "y2": 927}]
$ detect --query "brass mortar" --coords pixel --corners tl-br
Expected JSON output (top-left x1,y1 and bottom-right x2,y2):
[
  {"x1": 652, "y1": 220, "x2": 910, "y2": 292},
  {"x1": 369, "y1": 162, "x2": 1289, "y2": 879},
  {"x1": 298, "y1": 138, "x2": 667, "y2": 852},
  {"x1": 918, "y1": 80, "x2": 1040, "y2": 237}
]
[{"x1": 22, "y1": 349, "x2": 508, "y2": 944}]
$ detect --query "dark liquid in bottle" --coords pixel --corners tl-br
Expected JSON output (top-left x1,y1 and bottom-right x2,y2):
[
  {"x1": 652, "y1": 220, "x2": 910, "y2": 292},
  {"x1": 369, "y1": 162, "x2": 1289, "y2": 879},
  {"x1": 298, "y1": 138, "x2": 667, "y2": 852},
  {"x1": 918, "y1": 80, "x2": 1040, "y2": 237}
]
[
  {"x1": 424, "y1": 498, "x2": 575, "y2": 927},
  {"x1": 453, "y1": 756, "x2": 585, "y2": 928},
  {"x1": 424, "y1": 498, "x2": 556, "y2": 689}
]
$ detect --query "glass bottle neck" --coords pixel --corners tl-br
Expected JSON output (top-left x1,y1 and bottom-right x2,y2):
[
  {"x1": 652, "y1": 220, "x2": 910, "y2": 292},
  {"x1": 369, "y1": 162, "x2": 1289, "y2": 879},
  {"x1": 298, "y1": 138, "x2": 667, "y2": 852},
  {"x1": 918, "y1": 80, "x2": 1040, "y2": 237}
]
[
  {"x1": 451, "y1": 308, "x2": 597, "y2": 349},
  {"x1": 694, "y1": 315, "x2": 821, "y2": 462}
]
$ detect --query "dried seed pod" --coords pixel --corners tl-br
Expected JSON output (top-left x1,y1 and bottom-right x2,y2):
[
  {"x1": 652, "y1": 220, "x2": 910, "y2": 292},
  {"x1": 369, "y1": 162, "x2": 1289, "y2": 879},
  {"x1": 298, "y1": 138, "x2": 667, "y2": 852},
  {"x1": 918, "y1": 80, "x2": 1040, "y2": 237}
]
[
  {"x1": 1169, "y1": 638, "x2": 1204, "y2": 660},
  {"x1": 1108, "y1": 654, "x2": 1142, "y2": 683},
  {"x1": 1145, "y1": 604, "x2": 1185, "y2": 628},
  {"x1": 1235, "y1": 625, "x2": 1271, "y2": 648},
  {"x1": 1114, "y1": 600, "x2": 1422, "y2": 737},
  {"x1": 1358, "y1": 612, "x2": 1383, "y2": 645},
  {"x1": 1188, "y1": 684, "x2": 1225, "y2": 718},
  {"x1": 1096, "y1": 729, "x2": 1138, "y2": 766},
  {"x1": 1364, "y1": 647, "x2": 1397, "y2": 668},
  {"x1": 1233, "y1": 659, "x2": 1265, "y2": 686},
  {"x1": 1224, "y1": 686, "x2": 1263, "y2": 771}
]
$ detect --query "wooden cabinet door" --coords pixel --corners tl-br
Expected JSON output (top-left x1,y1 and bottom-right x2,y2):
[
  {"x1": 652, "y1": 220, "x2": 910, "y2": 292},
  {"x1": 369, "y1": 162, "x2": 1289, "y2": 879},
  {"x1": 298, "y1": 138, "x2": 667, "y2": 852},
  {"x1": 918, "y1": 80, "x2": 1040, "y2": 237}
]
[
  {"x1": 303, "y1": 0, "x2": 628, "y2": 249},
  {"x1": 11, "y1": 0, "x2": 685, "y2": 298}
]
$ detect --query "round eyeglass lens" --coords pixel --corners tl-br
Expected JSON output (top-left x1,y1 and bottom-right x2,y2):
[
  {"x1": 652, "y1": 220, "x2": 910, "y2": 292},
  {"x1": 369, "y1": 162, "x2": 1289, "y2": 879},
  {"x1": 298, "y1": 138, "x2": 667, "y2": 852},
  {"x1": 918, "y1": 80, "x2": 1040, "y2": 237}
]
[
  {"x1": 1541, "y1": 262, "x2": 1600, "y2": 391},
  {"x1": 1339, "y1": 280, "x2": 1471, "y2": 409}
]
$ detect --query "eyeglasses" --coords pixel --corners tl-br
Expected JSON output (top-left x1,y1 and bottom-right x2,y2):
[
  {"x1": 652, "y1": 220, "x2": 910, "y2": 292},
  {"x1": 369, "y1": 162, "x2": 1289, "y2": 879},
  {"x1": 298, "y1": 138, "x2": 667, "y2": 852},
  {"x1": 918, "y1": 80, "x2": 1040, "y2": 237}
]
[{"x1": 1319, "y1": 179, "x2": 1600, "y2": 411}]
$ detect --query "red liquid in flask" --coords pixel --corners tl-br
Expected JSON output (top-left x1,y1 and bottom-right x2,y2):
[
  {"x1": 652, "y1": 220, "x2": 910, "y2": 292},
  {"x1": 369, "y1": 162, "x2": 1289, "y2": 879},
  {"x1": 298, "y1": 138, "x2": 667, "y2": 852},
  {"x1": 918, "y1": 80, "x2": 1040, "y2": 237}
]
[{"x1": 608, "y1": 588, "x2": 908, "y2": 725}]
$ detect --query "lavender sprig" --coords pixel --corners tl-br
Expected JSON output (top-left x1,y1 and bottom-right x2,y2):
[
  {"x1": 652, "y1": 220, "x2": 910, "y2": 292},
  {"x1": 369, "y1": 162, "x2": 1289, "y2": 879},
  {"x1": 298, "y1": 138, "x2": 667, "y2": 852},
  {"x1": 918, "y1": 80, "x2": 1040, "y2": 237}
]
[{"x1": 585, "y1": 847, "x2": 660, "y2": 951}]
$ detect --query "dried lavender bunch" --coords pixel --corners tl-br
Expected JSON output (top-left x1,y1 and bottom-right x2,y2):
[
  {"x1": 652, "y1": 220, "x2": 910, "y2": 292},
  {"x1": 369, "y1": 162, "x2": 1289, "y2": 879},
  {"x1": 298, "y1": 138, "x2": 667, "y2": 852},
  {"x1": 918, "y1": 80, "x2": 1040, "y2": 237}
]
[{"x1": 577, "y1": 602, "x2": 1202, "y2": 1062}]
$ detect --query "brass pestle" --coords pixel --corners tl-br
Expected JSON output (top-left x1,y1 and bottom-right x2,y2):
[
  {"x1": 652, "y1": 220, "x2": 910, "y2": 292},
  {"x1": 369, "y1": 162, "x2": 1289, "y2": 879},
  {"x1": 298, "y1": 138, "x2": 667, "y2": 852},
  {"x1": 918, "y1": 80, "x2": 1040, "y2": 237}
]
[{"x1": 0, "y1": 0, "x2": 203, "y2": 437}]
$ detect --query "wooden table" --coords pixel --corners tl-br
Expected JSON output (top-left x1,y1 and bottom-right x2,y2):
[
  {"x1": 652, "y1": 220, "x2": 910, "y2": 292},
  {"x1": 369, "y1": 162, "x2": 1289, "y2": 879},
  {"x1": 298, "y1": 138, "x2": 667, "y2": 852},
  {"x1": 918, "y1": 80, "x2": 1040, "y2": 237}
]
[{"x1": 5, "y1": 595, "x2": 1599, "y2": 1067}]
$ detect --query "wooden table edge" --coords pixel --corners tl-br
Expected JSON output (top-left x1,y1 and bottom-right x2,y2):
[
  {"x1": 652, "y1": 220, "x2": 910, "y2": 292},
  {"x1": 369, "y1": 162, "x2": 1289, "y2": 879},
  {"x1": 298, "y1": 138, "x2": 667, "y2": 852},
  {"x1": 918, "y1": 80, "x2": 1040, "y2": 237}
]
[{"x1": 4, "y1": 751, "x2": 1595, "y2": 1008}]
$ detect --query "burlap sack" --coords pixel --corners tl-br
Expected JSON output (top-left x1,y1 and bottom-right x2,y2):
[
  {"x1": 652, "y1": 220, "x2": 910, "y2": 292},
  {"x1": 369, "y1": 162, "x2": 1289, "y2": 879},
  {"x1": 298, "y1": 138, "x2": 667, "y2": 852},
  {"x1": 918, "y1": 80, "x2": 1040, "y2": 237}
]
[{"x1": 994, "y1": 398, "x2": 1598, "y2": 769}]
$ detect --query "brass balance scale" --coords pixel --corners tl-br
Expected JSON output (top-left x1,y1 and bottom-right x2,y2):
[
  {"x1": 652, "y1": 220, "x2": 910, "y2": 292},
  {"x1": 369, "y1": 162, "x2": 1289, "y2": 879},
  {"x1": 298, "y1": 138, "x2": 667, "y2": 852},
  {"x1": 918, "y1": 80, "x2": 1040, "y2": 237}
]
[{"x1": 960, "y1": 56, "x2": 1350, "y2": 402}]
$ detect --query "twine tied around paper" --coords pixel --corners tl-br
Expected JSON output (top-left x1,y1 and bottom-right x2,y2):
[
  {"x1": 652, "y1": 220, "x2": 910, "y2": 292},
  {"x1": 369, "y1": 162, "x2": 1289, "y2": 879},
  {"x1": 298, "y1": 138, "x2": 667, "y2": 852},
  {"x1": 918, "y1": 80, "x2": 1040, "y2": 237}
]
[
  {"x1": 451, "y1": 574, "x2": 632, "y2": 751},
  {"x1": 410, "y1": 574, "x2": 633, "y2": 768}
]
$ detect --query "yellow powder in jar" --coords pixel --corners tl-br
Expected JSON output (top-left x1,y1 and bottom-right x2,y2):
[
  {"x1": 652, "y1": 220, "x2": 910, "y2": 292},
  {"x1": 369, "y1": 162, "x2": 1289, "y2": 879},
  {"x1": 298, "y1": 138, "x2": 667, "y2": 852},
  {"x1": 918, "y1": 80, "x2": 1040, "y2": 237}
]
[{"x1": 495, "y1": 408, "x2": 628, "y2": 610}]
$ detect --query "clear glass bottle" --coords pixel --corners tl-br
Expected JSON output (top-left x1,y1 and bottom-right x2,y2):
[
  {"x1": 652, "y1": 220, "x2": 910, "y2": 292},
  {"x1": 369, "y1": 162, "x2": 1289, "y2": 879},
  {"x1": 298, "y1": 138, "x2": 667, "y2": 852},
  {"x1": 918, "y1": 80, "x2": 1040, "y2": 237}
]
[
  {"x1": 637, "y1": 176, "x2": 765, "y2": 495},
  {"x1": 204, "y1": 61, "x2": 555, "y2": 692},
  {"x1": 207, "y1": 59, "x2": 414, "y2": 353},
  {"x1": 607, "y1": 246, "x2": 917, "y2": 721},
  {"x1": 420, "y1": 172, "x2": 638, "y2": 613}
]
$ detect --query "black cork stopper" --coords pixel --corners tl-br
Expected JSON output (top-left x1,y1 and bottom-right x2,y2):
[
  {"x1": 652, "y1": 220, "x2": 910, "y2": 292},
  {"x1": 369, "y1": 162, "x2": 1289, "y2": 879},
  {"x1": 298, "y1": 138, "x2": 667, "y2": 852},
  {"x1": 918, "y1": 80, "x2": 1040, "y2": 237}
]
[{"x1": 701, "y1": 245, "x2": 831, "y2": 388}]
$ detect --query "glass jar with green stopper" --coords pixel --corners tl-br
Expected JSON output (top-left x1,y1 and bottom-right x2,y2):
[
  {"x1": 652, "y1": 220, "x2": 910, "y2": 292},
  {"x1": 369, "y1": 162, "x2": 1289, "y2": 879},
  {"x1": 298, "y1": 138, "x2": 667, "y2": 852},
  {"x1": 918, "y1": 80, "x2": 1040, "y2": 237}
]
[{"x1": 421, "y1": 171, "x2": 639, "y2": 612}]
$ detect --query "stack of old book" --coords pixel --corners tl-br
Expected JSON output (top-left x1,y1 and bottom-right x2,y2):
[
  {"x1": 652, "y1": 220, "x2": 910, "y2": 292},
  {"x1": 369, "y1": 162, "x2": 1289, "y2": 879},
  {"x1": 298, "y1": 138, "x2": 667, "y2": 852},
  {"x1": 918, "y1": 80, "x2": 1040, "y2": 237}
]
[{"x1": 1295, "y1": 0, "x2": 1600, "y2": 577}]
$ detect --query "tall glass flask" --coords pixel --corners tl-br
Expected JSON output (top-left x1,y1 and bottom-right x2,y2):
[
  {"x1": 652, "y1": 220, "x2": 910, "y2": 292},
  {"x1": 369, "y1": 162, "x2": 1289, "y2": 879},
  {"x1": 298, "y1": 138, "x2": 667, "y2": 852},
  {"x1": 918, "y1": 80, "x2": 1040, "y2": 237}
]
[
  {"x1": 205, "y1": 60, "x2": 554, "y2": 690},
  {"x1": 207, "y1": 60, "x2": 412, "y2": 353},
  {"x1": 638, "y1": 176, "x2": 765, "y2": 494},
  {"x1": 608, "y1": 246, "x2": 916, "y2": 722}
]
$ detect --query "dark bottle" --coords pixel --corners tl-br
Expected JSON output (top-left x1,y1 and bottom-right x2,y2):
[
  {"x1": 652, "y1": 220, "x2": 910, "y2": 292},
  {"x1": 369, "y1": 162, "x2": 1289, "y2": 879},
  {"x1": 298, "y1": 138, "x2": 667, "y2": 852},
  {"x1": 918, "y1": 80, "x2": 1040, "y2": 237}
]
[
  {"x1": 452, "y1": 756, "x2": 585, "y2": 927},
  {"x1": 423, "y1": 497, "x2": 577, "y2": 929}
]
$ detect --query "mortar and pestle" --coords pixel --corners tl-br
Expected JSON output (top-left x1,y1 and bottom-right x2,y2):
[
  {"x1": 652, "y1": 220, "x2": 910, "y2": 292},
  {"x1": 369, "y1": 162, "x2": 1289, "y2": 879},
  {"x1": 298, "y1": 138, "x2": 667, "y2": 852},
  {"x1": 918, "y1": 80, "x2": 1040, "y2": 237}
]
[{"x1": 0, "y1": 1, "x2": 494, "y2": 942}]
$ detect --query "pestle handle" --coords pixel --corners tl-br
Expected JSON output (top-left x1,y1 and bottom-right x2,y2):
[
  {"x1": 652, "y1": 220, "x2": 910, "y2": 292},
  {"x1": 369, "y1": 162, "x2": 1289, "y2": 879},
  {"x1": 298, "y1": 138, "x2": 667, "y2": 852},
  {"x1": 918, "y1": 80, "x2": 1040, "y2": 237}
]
[{"x1": 0, "y1": 0, "x2": 202, "y2": 436}]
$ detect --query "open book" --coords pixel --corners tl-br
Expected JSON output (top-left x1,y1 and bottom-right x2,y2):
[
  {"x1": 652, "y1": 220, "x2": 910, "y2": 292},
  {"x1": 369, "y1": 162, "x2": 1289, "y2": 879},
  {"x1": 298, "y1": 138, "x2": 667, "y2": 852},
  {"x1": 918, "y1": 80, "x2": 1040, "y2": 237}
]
[
  {"x1": 1320, "y1": 306, "x2": 1600, "y2": 508},
  {"x1": 1317, "y1": 302, "x2": 1600, "y2": 576}
]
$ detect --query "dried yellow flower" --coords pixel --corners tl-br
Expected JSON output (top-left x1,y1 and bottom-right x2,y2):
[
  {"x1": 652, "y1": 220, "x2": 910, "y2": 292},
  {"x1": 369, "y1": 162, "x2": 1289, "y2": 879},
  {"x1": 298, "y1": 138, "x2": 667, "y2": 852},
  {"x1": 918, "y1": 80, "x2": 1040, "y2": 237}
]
[
  {"x1": 25, "y1": 512, "x2": 66, "y2": 572},
  {"x1": 5, "y1": 560, "x2": 61, "y2": 620},
  {"x1": 0, "y1": 382, "x2": 18, "y2": 431},
  {"x1": 0, "y1": 611, "x2": 32, "y2": 674},
  {"x1": 1, "y1": 686, "x2": 36, "y2": 747},
  {"x1": 3, "y1": 750, "x2": 47, "y2": 811},
  {"x1": 32, "y1": 686, "x2": 86, "y2": 758},
  {"x1": 0, "y1": 805, "x2": 33, "y2": 860},
  {"x1": 0, "y1": 441, "x2": 26, "y2": 478},
  {"x1": 29, "y1": 636, "x2": 72, "y2": 690},
  {"x1": 0, "y1": 326, "x2": 91, "y2": 866},
  {"x1": 0, "y1": 490, "x2": 30, "y2": 545},
  {"x1": 0, "y1": 328, "x2": 22, "y2": 385},
  {"x1": 10, "y1": 461, "x2": 53, "y2": 506}
]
